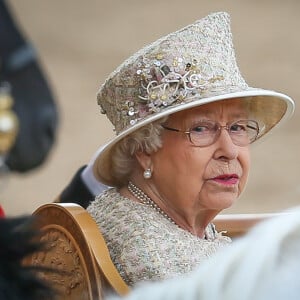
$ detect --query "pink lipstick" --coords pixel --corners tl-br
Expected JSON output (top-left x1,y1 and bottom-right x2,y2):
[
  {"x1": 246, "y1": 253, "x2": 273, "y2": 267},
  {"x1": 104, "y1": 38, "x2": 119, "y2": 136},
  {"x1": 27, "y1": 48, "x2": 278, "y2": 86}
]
[{"x1": 211, "y1": 174, "x2": 239, "y2": 185}]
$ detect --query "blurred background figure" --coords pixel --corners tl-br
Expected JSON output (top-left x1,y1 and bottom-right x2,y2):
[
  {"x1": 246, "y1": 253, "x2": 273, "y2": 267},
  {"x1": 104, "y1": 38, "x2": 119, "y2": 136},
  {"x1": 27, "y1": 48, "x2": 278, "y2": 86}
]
[
  {"x1": 0, "y1": 3, "x2": 57, "y2": 294},
  {"x1": 0, "y1": 0, "x2": 59, "y2": 174}
]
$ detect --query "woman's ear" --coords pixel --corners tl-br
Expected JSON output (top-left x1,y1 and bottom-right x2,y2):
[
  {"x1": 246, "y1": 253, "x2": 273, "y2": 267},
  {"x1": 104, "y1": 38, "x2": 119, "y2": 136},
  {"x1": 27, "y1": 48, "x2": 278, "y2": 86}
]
[{"x1": 135, "y1": 151, "x2": 152, "y2": 171}]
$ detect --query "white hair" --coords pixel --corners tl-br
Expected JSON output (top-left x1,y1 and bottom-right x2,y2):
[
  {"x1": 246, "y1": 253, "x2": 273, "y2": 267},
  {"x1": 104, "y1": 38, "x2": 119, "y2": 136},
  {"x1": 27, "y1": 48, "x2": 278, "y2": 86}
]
[
  {"x1": 107, "y1": 206, "x2": 300, "y2": 300},
  {"x1": 110, "y1": 117, "x2": 168, "y2": 186}
]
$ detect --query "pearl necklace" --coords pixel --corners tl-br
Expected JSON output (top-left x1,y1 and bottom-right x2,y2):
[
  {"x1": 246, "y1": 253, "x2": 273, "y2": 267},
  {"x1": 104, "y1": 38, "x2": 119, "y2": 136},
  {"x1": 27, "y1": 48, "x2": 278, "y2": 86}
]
[{"x1": 128, "y1": 181, "x2": 176, "y2": 225}]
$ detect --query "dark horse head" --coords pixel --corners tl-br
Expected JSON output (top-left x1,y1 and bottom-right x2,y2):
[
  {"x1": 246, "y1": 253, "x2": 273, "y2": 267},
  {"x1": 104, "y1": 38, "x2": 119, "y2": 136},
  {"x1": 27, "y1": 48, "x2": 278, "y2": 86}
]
[{"x1": 0, "y1": 0, "x2": 59, "y2": 173}]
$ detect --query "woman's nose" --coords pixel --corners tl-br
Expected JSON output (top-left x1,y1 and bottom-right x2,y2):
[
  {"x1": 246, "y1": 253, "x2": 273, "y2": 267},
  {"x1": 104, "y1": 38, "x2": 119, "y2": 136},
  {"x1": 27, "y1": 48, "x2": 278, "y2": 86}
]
[{"x1": 213, "y1": 128, "x2": 238, "y2": 161}]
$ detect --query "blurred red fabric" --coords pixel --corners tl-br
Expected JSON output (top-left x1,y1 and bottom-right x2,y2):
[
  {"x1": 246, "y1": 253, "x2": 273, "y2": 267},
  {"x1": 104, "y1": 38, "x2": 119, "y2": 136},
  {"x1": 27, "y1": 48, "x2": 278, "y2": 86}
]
[{"x1": 0, "y1": 205, "x2": 5, "y2": 217}]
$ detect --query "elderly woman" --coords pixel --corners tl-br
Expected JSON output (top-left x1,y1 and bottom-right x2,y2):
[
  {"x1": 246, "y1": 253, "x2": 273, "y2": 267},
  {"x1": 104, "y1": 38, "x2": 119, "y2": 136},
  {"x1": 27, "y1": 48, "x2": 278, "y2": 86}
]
[{"x1": 87, "y1": 12, "x2": 294, "y2": 286}]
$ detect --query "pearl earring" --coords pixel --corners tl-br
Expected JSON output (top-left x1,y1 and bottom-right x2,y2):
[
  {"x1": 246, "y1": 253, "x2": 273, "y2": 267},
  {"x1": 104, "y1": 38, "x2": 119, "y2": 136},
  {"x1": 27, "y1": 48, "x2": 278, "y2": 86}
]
[{"x1": 143, "y1": 168, "x2": 152, "y2": 179}]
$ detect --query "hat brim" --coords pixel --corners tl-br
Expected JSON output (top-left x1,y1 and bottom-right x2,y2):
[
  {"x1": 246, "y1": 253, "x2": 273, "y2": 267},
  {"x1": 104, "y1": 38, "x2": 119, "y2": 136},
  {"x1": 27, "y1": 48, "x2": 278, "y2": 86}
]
[{"x1": 93, "y1": 89, "x2": 294, "y2": 187}]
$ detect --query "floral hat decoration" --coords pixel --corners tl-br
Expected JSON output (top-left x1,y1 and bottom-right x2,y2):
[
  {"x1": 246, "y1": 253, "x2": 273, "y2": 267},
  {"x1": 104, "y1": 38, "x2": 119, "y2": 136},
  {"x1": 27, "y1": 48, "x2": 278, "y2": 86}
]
[{"x1": 93, "y1": 12, "x2": 294, "y2": 186}]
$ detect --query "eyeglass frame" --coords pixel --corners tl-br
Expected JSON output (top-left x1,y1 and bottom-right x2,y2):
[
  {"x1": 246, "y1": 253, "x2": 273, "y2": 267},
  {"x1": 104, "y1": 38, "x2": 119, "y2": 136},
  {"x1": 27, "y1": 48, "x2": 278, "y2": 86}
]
[{"x1": 162, "y1": 119, "x2": 260, "y2": 147}]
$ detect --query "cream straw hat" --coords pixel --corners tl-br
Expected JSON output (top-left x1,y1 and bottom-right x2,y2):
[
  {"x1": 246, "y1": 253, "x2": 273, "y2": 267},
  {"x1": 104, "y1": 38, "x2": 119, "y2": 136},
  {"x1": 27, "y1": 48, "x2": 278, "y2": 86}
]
[{"x1": 93, "y1": 12, "x2": 295, "y2": 187}]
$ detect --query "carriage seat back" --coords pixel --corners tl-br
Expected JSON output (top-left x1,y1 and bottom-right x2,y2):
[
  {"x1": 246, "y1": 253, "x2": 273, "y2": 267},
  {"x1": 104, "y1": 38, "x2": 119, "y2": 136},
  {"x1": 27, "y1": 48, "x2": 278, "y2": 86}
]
[
  {"x1": 24, "y1": 202, "x2": 276, "y2": 299},
  {"x1": 23, "y1": 203, "x2": 129, "y2": 300}
]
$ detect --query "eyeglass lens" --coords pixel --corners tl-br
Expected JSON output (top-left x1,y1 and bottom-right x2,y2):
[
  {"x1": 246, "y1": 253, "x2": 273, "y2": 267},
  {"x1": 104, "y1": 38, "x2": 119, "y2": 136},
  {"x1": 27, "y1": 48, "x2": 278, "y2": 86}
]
[{"x1": 189, "y1": 120, "x2": 259, "y2": 147}]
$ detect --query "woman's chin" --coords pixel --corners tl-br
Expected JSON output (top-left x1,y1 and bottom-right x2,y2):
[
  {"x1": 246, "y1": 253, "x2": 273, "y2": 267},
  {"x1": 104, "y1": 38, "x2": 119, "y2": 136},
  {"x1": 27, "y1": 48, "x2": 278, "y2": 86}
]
[{"x1": 206, "y1": 193, "x2": 238, "y2": 211}]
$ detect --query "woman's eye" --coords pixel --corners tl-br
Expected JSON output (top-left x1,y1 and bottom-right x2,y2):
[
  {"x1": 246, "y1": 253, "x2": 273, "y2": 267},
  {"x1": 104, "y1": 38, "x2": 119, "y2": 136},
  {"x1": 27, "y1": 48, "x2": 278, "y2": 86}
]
[
  {"x1": 230, "y1": 124, "x2": 246, "y2": 132},
  {"x1": 191, "y1": 124, "x2": 212, "y2": 133}
]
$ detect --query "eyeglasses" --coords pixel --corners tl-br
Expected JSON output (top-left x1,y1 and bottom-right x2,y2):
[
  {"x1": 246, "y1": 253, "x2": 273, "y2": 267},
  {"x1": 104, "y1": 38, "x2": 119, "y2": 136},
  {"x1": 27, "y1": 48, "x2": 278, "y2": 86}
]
[{"x1": 162, "y1": 119, "x2": 260, "y2": 147}]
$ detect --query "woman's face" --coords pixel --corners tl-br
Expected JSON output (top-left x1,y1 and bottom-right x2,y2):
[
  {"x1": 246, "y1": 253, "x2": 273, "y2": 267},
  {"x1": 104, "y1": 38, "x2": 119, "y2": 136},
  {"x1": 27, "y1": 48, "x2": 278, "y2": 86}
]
[{"x1": 150, "y1": 99, "x2": 251, "y2": 216}]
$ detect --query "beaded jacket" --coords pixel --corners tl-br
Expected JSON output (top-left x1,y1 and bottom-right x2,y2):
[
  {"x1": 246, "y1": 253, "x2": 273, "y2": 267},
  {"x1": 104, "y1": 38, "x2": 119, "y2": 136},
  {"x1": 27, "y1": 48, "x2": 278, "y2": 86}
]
[{"x1": 87, "y1": 188, "x2": 231, "y2": 286}]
